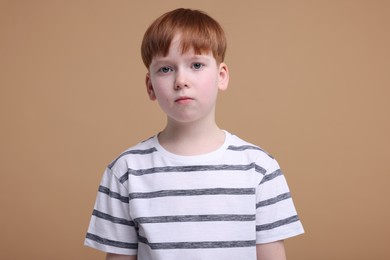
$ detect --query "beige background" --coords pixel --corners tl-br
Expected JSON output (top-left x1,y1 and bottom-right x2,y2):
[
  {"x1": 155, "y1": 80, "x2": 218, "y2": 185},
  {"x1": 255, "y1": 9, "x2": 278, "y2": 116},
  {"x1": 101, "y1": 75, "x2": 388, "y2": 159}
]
[{"x1": 1, "y1": 0, "x2": 389, "y2": 259}]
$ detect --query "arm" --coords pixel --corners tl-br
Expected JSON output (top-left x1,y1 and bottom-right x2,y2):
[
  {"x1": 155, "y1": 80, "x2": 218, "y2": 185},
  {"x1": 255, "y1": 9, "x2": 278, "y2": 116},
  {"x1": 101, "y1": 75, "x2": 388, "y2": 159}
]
[
  {"x1": 256, "y1": 240, "x2": 286, "y2": 260},
  {"x1": 106, "y1": 253, "x2": 137, "y2": 260}
]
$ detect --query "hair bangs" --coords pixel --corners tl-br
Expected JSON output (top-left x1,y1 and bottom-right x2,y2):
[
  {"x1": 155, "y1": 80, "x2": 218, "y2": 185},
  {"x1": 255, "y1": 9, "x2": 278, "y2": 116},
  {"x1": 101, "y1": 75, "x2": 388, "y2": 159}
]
[{"x1": 141, "y1": 8, "x2": 226, "y2": 68}]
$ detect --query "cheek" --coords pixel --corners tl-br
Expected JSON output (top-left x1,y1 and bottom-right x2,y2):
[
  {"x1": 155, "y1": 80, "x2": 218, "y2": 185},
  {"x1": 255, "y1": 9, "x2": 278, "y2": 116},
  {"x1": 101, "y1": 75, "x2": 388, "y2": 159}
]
[
  {"x1": 151, "y1": 83, "x2": 171, "y2": 104},
  {"x1": 150, "y1": 79, "x2": 166, "y2": 95},
  {"x1": 199, "y1": 74, "x2": 219, "y2": 91}
]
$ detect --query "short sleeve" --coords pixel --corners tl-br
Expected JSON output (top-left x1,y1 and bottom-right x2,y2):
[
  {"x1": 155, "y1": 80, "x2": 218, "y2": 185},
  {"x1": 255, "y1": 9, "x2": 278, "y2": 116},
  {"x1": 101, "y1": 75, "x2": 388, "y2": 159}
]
[
  {"x1": 84, "y1": 168, "x2": 138, "y2": 255},
  {"x1": 255, "y1": 158, "x2": 304, "y2": 244}
]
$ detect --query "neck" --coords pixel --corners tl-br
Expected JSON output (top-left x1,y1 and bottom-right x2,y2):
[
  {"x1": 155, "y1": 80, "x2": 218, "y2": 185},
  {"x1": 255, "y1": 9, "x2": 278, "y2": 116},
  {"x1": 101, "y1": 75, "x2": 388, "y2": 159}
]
[{"x1": 158, "y1": 118, "x2": 225, "y2": 156}]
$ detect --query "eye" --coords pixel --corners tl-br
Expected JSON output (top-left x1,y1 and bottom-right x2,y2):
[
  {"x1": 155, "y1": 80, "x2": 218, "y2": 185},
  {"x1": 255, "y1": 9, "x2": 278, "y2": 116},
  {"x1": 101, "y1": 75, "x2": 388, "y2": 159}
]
[
  {"x1": 158, "y1": 66, "x2": 173, "y2": 73},
  {"x1": 192, "y1": 63, "x2": 203, "y2": 70}
]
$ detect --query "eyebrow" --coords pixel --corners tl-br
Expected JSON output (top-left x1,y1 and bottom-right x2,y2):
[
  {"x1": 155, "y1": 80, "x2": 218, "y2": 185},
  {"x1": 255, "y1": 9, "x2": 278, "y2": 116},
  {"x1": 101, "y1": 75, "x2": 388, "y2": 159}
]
[{"x1": 153, "y1": 54, "x2": 212, "y2": 64}]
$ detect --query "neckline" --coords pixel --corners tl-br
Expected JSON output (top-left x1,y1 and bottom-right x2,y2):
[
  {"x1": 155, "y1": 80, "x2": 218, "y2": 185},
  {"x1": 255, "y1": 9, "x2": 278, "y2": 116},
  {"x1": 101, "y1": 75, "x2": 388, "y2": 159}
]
[{"x1": 152, "y1": 130, "x2": 231, "y2": 163}]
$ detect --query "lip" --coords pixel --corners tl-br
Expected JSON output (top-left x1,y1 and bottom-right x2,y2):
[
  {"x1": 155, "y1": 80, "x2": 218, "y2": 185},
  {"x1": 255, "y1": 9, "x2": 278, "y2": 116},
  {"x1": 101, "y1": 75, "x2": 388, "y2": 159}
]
[{"x1": 175, "y1": 96, "x2": 194, "y2": 103}]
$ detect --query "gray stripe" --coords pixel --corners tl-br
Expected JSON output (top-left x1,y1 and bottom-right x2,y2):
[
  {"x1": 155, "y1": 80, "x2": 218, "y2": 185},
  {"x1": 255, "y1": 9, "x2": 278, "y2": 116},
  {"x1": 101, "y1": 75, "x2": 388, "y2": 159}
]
[
  {"x1": 228, "y1": 145, "x2": 263, "y2": 151},
  {"x1": 227, "y1": 145, "x2": 274, "y2": 159},
  {"x1": 129, "y1": 188, "x2": 255, "y2": 200},
  {"x1": 93, "y1": 209, "x2": 135, "y2": 226},
  {"x1": 135, "y1": 214, "x2": 256, "y2": 224},
  {"x1": 138, "y1": 236, "x2": 256, "y2": 250},
  {"x1": 256, "y1": 192, "x2": 291, "y2": 208},
  {"x1": 108, "y1": 148, "x2": 157, "y2": 169},
  {"x1": 259, "y1": 169, "x2": 283, "y2": 185},
  {"x1": 86, "y1": 233, "x2": 138, "y2": 249},
  {"x1": 99, "y1": 185, "x2": 129, "y2": 203},
  {"x1": 255, "y1": 164, "x2": 267, "y2": 174},
  {"x1": 256, "y1": 215, "x2": 300, "y2": 231},
  {"x1": 120, "y1": 163, "x2": 265, "y2": 182}
]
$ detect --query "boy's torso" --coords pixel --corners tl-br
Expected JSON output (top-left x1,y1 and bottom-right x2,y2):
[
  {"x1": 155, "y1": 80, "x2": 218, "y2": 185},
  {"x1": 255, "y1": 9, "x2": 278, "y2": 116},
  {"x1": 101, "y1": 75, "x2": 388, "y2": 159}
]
[{"x1": 108, "y1": 132, "x2": 271, "y2": 259}]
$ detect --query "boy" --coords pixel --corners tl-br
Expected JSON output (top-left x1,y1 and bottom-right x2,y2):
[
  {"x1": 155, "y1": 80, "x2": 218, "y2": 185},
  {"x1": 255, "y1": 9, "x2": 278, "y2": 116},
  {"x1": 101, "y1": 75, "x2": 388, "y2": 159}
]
[{"x1": 85, "y1": 8, "x2": 304, "y2": 260}]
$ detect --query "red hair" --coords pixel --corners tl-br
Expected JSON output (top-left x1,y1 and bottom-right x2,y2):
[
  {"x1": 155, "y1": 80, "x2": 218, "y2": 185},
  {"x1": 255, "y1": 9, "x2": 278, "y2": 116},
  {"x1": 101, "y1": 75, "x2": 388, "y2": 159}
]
[{"x1": 141, "y1": 8, "x2": 227, "y2": 68}]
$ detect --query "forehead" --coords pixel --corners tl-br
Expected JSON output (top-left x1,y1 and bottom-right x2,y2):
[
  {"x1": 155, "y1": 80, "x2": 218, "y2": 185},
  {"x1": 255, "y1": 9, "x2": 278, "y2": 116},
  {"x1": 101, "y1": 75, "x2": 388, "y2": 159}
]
[{"x1": 156, "y1": 34, "x2": 212, "y2": 58}]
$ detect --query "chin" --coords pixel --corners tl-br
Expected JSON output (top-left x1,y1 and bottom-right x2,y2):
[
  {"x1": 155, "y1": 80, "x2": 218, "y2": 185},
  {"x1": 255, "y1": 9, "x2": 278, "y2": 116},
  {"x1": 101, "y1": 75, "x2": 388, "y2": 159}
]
[{"x1": 169, "y1": 115, "x2": 202, "y2": 124}]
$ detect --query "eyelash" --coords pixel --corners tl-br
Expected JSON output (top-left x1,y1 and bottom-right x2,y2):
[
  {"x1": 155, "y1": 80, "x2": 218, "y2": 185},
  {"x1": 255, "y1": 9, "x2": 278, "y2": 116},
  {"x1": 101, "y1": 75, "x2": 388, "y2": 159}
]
[
  {"x1": 191, "y1": 63, "x2": 203, "y2": 70},
  {"x1": 157, "y1": 63, "x2": 204, "y2": 73},
  {"x1": 158, "y1": 67, "x2": 173, "y2": 73}
]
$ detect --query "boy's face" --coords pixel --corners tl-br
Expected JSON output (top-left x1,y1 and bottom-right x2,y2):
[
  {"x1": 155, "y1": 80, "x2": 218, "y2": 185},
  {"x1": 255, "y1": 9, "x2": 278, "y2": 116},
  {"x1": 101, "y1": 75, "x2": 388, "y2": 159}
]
[{"x1": 145, "y1": 35, "x2": 229, "y2": 125}]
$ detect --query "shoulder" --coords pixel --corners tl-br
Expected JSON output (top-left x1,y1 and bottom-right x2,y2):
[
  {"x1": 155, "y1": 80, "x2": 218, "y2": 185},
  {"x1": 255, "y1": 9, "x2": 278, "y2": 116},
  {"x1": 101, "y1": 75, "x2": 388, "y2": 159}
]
[
  {"x1": 227, "y1": 132, "x2": 274, "y2": 158},
  {"x1": 107, "y1": 135, "x2": 158, "y2": 174},
  {"x1": 225, "y1": 132, "x2": 279, "y2": 174}
]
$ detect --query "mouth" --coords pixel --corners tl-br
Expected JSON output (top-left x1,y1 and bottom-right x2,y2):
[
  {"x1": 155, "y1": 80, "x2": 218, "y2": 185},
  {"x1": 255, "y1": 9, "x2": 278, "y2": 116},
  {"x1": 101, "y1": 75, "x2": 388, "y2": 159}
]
[{"x1": 175, "y1": 96, "x2": 194, "y2": 104}]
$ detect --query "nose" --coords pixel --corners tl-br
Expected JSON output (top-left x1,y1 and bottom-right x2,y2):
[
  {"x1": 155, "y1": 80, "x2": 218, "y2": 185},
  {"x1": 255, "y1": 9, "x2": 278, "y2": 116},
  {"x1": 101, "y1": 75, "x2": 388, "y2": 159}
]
[{"x1": 174, "y1": 69, "x2": 189, "y2": 90}]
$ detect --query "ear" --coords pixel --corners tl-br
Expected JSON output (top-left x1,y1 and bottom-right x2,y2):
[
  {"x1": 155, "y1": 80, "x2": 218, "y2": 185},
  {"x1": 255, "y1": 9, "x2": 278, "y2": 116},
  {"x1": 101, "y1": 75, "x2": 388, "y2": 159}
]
[
  {"x1": 145, "y1": 72, "x2": 156, "y2": 100},
  {"x1": 218, "y1": 62, "x2": 229, "y2": 91}
]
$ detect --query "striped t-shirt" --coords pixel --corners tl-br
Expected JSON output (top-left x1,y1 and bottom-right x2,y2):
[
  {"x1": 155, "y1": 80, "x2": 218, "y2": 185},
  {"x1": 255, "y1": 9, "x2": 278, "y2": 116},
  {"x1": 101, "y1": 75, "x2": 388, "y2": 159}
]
[{"x1": 85, "y1": 131, "x2": 304, "y2": 259}]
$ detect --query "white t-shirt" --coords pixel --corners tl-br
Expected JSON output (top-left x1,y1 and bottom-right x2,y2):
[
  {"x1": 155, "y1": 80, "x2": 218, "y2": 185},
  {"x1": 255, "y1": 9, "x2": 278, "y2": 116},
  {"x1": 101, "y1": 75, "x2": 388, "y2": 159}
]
[{"x1": 85, "y1": 131, "x2": 304, "y2": 259}]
